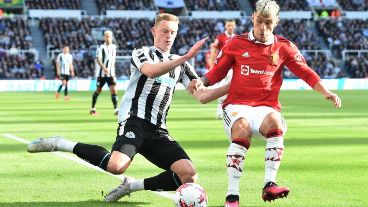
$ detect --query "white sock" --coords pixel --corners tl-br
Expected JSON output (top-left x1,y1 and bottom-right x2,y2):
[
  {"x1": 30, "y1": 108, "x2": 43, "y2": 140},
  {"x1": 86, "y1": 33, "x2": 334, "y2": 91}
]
[
  {"x1": 56, "y1": 139, "x2": 77, "y2": 152},
  {"x1": 130, "y1": 179, "x2": 144, "y2": 192},
  {"x1": 264, "y1": 137, "x2": 284, "y2": 185},
  {"x1": 226, "y1": 143, "x2": 247, "y2": 196}
]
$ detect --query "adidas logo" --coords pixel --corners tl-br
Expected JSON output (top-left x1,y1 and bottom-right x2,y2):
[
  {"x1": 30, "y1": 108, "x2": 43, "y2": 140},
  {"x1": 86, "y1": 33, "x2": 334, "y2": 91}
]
[
  {"x1": 242, "y1": 52, "x2": 250, "y2": 58},
  {"x1": 125, "y1": 131, "x2": 135, "y2": 139}
]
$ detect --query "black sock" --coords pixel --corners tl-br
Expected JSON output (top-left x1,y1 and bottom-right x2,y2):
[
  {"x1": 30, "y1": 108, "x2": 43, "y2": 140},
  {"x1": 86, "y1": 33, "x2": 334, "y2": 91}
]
[
  {"x1": 57, "y1": 85, "x2": 63, "y2": 93},
  {"x1": 73, "y1": 143, "x2": 110, "y2": 170},
  {"x1": 144, "y1": 171, "x2": 182, "y2": 191},
  {"x1": 111, "y1": 94, "x2": 117, "y2": 109},
  {"x1": 92, "y1": 92, "x2": 99, "y2": 108},
  {"x1": 64, "y1": 85, "x2": 68, "y2": 96}
]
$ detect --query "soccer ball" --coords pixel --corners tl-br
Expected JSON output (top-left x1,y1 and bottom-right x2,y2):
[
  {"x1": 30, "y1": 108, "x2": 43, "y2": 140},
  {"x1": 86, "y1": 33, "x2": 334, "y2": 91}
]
[{"x1": 174, "y1": 183, "x2": 208, "y2": 207}]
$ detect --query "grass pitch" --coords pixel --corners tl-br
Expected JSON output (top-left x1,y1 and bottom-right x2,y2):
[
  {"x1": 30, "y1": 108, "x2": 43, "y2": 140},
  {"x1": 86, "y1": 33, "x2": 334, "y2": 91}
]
[{"x1": 0, "y1": 90, "x2": 367, "y2": 207}]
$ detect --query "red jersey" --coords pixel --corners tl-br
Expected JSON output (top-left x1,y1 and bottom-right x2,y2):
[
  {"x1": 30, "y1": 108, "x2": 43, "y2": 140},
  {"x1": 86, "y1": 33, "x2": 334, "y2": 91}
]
[
  {"x1": 214, "y1": 32, "x2": 235, "y2": 50},
  {"x1": 205, "y1": 32, "x2": 321, "y2": 111}
]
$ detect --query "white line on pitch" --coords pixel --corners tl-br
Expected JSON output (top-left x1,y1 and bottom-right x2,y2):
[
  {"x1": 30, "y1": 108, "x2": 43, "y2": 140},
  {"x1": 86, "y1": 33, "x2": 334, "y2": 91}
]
[{"x1": 2, "y1": 133, "x2": 175, "y2": 201}]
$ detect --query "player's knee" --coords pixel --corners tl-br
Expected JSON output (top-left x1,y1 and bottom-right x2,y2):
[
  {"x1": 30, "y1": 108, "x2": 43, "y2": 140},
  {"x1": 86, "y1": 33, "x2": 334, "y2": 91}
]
[
  {"x1": 231, "y1": 118, "x2": 252, "y2": 138},
  {"x1": 107, "y1": 161, "x2": 128, "y2": 175}
]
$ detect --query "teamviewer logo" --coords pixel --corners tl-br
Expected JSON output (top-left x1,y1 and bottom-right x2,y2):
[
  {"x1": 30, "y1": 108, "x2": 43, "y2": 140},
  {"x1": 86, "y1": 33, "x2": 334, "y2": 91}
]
[{"x1": 240, "y1": 65, "x2": 250, "y2": 76}]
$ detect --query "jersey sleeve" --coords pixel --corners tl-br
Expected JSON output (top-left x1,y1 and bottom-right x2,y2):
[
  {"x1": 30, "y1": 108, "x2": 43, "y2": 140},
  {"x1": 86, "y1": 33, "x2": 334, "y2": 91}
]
[
  {"x1": 56, "y1": 53, "x2": 61, "y2": 63},
  {"x1": 179, "y1": 61, "x2": 199, "y2": 89},
  {"x1": 95, "y1": 45, "x2": 102, "y2": 60},
  {"x1": 284, "y1": 42, "x2": 321, "y2": 88},
  {"x1": 205, "y1": 42, "x2": 234, "y2": 86},
  {"x1": 131, "y1": 47, "x2": 154, "y2": 72},
  {"x1": 213, "y1": 35, "x2": 221, "y2": 49}
]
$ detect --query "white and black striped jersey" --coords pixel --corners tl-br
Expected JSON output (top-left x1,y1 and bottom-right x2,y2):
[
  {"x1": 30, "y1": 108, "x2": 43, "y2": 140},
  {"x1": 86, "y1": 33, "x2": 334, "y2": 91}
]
[
  {"x1": 118, "y1": 46, "x2": 198, "y2": 129},
  {"x1": 95, "y1": 43, "x2": 117, "y2": 78},
  {"x1": 56, "y1": 53, "x2": 73, "y2": 75}
]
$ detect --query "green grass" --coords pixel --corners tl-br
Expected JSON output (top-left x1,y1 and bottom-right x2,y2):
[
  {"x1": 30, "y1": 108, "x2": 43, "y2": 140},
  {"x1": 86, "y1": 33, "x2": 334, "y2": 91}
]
[{"x1": 0, "y1": 90, "x2": 367, "y2": 207}]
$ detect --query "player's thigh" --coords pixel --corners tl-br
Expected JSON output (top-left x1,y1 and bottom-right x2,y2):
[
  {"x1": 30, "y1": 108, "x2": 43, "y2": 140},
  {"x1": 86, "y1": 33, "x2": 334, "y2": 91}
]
[
  {"x1": 170, "y1": 159, "x2": 197, "y2": 182},
  {"x1": 256, "y1": 107, "x2": 286, "y2": 137},
  {"x1": 108, "y1": 77, "x2": 117, "y2": 93},
  {"x1": 223, "y1": 104, "x2": 253, "y2": 140},
  {"x1": 140, "y1": 130, "x2": 191, "y2": 172},
  {"x1": 111, "y1": 117, "x2": 149, "y2": 160},
  {"x1": 96, "y1": 77, "x2": 106, "y2": 88}
]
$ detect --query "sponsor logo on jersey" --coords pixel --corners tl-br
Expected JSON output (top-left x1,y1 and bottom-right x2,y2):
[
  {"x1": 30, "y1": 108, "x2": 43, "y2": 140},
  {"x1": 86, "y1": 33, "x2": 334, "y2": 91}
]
[
  {"x1": 240, "y1": 65, "x2": 274, "y2": 76},
  {"x1": 240, "y1": 65, "x2": 250, "y2": 75},
  {"x1": 125, "y1": 131, "x2": 135, "y2": 139},
  {"x1": 155, "y1": 76, "x2": 176, "y2": 88}
]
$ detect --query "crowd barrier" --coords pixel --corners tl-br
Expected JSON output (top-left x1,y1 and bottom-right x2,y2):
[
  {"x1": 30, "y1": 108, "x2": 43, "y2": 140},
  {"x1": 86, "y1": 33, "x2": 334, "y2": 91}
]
[{"x1": 0, "y1": 79, "x2": 367, "y2": 92}]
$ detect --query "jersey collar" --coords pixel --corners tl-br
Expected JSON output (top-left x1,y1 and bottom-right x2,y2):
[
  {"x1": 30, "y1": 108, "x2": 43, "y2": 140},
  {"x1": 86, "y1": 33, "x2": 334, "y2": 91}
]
[
  {"x1": 225, "y1": 31, "x2": 235, "y2": 38},
  {"x1": 152, "y1": 46, "x2": 170, "y2": 56},
  {"x1": 248, "y1": 29, "x2": 275, "y2": 45}
]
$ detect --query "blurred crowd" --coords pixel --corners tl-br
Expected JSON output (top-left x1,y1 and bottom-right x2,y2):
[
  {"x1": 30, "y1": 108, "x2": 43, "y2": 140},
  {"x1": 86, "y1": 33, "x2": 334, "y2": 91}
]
[
  {"x1": 1, "y1": 0, "x2": 367, "y2": 80},
  {"x1": 249, "y1": 0, "x2": 310, "y2": 10},
  {"x1": 184, "y1": 0, "x2": 241, "y2": 11},
  {"x1": 336, "y1": 0, "x2": 368, "y2": 11},
  {"x1": 26, "y1": 0, "x2": 81, "y2": 10},
  {"x1": 317, "y1": 19, "x2": 368, "y2": 58},
  {"x1": 0, "y1": 51, "x2": 43, "y2": 79},
  {"x1": 0, "y1": 18, "x2": 32, "y2": 50},
  {"x1": 0, "y1": 18, "x2": 43, "y2": 79},
  {"x1": 344, "y1": 53, "x2": 368, "y2": 78},
  {"x1": 96, "y1": 0, "x2": 156, "y2": 14}
]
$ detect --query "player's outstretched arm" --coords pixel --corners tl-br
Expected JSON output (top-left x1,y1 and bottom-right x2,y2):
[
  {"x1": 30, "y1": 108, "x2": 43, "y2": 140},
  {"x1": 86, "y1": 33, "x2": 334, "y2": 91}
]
[
  {"x1": 141, "y1": 37, "x2": 208, "y2": 78},
  {"x1": 313, "y1": 81, "x2": 342, "y2": 108},
  {"x1": 192, "y1": 83, "x2": 230, "y2": 104}
]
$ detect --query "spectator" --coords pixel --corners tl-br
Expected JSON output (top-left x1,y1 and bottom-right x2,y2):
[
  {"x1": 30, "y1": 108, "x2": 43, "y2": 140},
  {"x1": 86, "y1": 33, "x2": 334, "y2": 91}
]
[
  {"x1": 96, "y1": 0, "x2": 155, "y2": 14},
  {"x1": 26, "y1": 0, "x2": 81, "y2": 10},
  {"x1": 184, "y1": 0, "x2": 241, "y2": 11}
]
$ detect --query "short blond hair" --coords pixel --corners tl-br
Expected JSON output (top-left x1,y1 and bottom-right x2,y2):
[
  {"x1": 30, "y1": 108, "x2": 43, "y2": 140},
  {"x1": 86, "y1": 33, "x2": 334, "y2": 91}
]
[
  {"x1": 255, "y1": 0, "x2": 280, "y2": 17},
  {"x1": 154, "y1": 13, "x2": 179, "y2": 26},
  {"x1": 104, "y1": 30, "x2": 113, "y2": 36}
]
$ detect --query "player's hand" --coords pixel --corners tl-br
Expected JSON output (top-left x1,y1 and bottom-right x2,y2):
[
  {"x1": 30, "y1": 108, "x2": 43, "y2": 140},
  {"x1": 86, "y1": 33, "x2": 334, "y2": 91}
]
[
  {"x1": 324, "y1": 92, "x2": 342, "y2": 108},
  {"x1": 103, "y1": 67, "x2": 109, "y2": 74},
  {"x1": 188, "y1": 79, "x2": 205, "y2": 94},
  {"x1": 184, "y1": 37, "x2": 208, "y2": 60}
]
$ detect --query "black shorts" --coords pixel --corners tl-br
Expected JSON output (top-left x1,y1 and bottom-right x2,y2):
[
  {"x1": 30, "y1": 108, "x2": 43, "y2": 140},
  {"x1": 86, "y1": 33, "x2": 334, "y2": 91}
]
[
  {"x1": 97, "y1": 77, "x2": 116, "y2": 87},
  {"x1": 112, "y1": 116, "x2": 190, "y2": 171},
  {"x1": 60, "y1": 74, "x2": 70, "y2": 81}
]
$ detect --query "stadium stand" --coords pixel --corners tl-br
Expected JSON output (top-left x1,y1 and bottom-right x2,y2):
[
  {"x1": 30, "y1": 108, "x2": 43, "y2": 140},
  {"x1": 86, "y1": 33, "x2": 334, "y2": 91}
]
[
  {"x1": 276, "y1": 19, "x2": 321, "y2": 50},
  {"x1": 26, "y1": 0, "x2": 81, "y2": 10},
  {"x1": 317, "y1": 19, "x2": 368, "y2": 58},
  {"x1": 336, "y1": 0, "x2": 368, "y2": 11},
  {"x1": 0, "y1": 50, "x2": 41, "y2": 79},
  {"x1": 344, "y1": 53, "x2": 368, "y2": 78},
  {"x1": 0, "y1": 18, "x2": 32, "y2": 50},
  {"x1": 249, "y1": 0, "x2": 310, "y2": 10},
  {"x1": 1, "y1": 0, "x2": 367, "y2": 80},
  {"x1": 96, "y1": 0, "x2": 156, "y2": 14},
  {"x1": 184, "y1": 0, "x2": 241, "y2": 11}
]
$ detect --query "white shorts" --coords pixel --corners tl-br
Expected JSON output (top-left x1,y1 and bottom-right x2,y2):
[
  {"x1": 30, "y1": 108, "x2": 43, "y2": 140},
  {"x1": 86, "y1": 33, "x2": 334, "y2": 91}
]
[{"x1": 223, "y1": 104, "x2": 287, "y2": 140}]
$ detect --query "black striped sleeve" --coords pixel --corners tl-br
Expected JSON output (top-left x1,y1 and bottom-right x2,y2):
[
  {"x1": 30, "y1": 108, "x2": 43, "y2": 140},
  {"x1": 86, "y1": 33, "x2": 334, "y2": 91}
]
[{"x1": 131, "y1": 46, "x2": 151, "y2": 72}]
